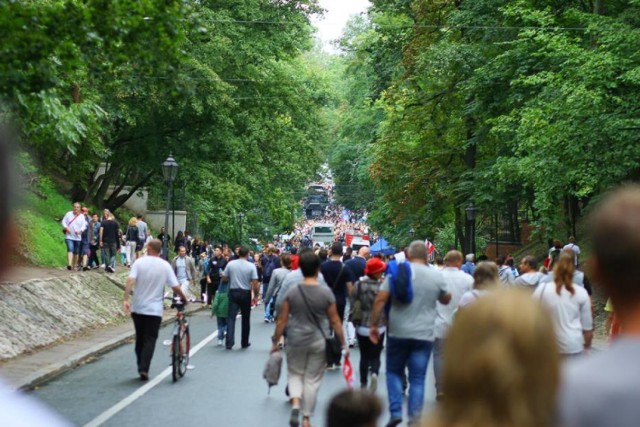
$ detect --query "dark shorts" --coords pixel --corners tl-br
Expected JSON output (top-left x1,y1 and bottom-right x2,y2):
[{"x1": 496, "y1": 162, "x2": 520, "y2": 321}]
[{"x1": 65, "y1": 239, "x2": 81, "y2": 255}]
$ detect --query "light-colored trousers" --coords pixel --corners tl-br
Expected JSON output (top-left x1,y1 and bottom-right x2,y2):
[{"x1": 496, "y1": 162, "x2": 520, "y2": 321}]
[
  {"x1": 125, "y1": 241, "x2": 137, "y2": 265},
  {"x1": 286, "y1": 339, "x2": 326, "y2": 417}
]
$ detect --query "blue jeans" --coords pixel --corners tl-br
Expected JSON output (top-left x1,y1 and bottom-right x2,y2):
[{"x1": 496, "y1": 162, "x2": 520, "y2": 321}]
[
  {"x1": 217, "y1": 316, "x2": 227, "y2": 339},
  {"x1": 386, "y1": 336, "x2": 433, "y2": 422}
]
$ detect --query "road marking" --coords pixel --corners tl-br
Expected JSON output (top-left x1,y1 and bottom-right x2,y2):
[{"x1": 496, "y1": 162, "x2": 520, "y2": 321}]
[{"x1": 84, "y1": 329, "x2": 218, "y2": 427}]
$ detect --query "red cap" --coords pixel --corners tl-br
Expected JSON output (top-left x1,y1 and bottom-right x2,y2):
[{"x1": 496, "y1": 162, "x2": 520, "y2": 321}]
[{"x1": 365, "y1": 258, "x2": 386, "y2": 276}]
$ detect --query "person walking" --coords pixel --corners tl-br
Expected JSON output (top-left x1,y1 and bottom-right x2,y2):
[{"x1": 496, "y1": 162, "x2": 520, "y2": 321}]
[
  {"x1": 171, "y1": 246, "x2": 197, "y2": 301},
  {"x1": 263, "y1": 253, "x2": 292, "y2": 323},
  {"x1": 99, "y1": 211, "x2": 120, "y2": 273},
  {"x1": 321, "y1": 242, "x2": 355, "y2": 366},
  {"x1": 271, "y1": 250, "x2": 348, "y2": 427},
  {"x1": 563, "y1": 236, "x2": 581, "y2": 267},
  {"x1": 369, "y1": 241, "x2": 451, "y2": 427},
  {"x1": 135, "y1": 215, "x2": 147, "y2": 258},
  {"x1": 514, "y1": 255, "x2": 544, "y2": 291},
  {"x1": 124, "y1": 217, "x2": 138, "y2": 267},
  {"x1": 123, "y1": 239, "x2": 188, "y2": 381},
  {"x1": 88, "y1": 213, "x2": 101, "y2": 269},
  {"x1": 61, "y1": 202, "x2": 87, "y2": 270},
  {"x1": 423, "y1": 291, "x2": 560, "y2": 427},
  {"x1": 351, "y1": 257, "x2": 386, "y2": 392},
  {"x1": 78, "y1": 207, "x2": 91, "y2": 271},
  {"x1": 432, "y1": 250, "x2": 474, "y2": 400},
  {"x1": 458, "y1": 261, "x2": 500, "y2": 308},
  {"x1": 533, "y1": 250, "x2": 592, "y2": 357},
  {"x1": 207, "y1": 246, "x2": 227, "y2": 306},
  {"x1": 222, "y1": 246, "x2": 259, "y2": 350}
]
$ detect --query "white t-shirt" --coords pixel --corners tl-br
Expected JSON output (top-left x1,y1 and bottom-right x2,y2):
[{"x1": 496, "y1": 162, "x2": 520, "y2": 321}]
[
  {"x1": 434, "y1": 267, "x2": 473, "y2": 339},
  {"x1": 129, "y1": 256, "x2": 179, "y2": 317},
  {"x1": 458, "y1": 289, "x2": 489, "y2": 308},
  {"x1": 61, "y1": 211, "x2": 87, "y2": 242},
  {"x1": 563, "y1": 243, "x2": 581, "y2": 266},
  {"x1": 533, "y1": 281, "x2": 592, "y2": 354}
]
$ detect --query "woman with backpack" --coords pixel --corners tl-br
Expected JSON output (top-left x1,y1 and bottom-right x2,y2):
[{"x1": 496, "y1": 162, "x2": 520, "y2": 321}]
[{"x1": 350, "y1": 257, "x2": 386, "y2": 393}]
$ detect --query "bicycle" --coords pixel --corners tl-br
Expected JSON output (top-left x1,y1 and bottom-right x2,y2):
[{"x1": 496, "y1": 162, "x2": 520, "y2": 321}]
[{"x1": 166, "y1": 297, "x2": 191, "y2": 382}]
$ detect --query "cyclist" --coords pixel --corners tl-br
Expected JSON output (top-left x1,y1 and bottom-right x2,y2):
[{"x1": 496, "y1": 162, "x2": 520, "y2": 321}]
[{"x1": 124, "y1": 239, "x2": 188, "y2": 381}]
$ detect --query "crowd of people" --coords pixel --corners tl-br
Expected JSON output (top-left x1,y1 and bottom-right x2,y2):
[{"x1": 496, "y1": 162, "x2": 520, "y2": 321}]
[{"x1": 0, "y1": 104, "x2": 633, "y2": 427}]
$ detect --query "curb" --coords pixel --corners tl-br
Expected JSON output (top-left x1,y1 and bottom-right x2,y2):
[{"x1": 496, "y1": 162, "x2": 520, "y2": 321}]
[{"x1": 17, "y1": 305, "x2": 205, "y2": 391}]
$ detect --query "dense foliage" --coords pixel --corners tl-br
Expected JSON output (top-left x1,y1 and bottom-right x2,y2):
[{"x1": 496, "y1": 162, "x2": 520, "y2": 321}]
[
  {"x1": 329, "y1": 0, "x2": 640, "y2": 251},
  {"x1": 2, "y1": 0, "x2": 330, "y2": 242}
]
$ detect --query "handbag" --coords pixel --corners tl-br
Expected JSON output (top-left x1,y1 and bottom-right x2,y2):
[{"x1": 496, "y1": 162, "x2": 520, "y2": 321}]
[{"x1": 297, "y1": 285, "x2": 342, "y2": 365}]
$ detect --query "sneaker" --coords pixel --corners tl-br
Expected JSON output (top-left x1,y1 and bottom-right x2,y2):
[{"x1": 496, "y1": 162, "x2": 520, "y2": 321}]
[
  {"x1": 217, "y1": 339, "x2": 223, "y2": 346},
  {"x1": 386, "y1": 418, "x2": 402, "y2": 427},
  {"x1": 83, "y1": 266, "x2": 90, "y2": 271},
  {"x1": 369, "y1": 373, "x2": 378, "y2": 393},
  {"x1": 289, "y1": 408, "x2": 300, "y2": 427},
  {"x1": 139, "y1": 372, "x2": 149, "y2": 381},
  {"x1": 100, "y1": 264, "x2": 105, "y2": 269}
]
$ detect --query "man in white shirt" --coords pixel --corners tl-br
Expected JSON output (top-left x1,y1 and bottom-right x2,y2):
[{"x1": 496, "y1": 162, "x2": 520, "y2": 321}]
[
  {"x1": 563, "y1": 236, "x2": 581, "y2": 266},
  {"x1": 124, "y1": 239, "x2": 187, "y2": 381},
  {"x1": 432, "y1": 250, "x2": 473, "y2": 400},
  {"x1": 61, "y1": 202, "x2": 87, "y2": 270}
]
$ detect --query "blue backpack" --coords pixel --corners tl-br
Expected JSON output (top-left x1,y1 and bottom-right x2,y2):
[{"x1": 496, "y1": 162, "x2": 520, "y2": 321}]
[{"x1": 387, "y1": 260, "x2": 413, "y2": 304}]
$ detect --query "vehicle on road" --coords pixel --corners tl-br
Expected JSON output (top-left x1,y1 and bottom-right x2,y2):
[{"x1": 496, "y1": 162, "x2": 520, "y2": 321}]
[{"x1": 311, "y1": 223, "x2": 334, "y2": 246}]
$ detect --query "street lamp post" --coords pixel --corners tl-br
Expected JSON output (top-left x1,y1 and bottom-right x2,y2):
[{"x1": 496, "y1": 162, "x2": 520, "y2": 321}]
[
  {"x1": 238, "y1": 212, "x2": 245, "y2": 246},
  {"x1": 161, "y1": 155, "x2": 179, "y2": 260},
  {"x1": 465, "y1": 202, "x2": 477, "y2": 256},
  {"x1": 409, "y1": 227, "x2": 415, "y2": 241}
]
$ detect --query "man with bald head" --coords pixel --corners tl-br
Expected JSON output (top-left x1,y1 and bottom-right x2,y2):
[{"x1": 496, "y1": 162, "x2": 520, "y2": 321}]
[
  {"x1": 559, "y1": 185, "x2": 640, "y2": 427},
  {"x1": 345, "y1": 246, "x2": 371, "y2": 281}
]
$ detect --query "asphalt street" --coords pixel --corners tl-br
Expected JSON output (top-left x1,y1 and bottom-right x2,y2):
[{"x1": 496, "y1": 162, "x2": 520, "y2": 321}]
[{"x1": 32, "y1": 307, "x2": 436, "y2": 426}]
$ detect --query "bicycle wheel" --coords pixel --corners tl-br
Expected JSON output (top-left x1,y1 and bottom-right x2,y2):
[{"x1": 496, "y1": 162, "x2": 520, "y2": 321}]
[
  {"x1": 178, "y1": 325, "x2": 190, "y2": 377},
  {"x1": 171, "y1": 334, "x2": 180, "y2": 382}
]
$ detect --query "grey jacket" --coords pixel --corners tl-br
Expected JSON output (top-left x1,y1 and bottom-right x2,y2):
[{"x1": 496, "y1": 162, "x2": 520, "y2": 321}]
[{"x1": 171, "y1": 255, "x2": 197, "y2": 282}]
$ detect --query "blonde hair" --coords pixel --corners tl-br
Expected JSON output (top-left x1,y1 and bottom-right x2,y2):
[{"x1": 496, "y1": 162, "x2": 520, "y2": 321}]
[
  {"x1": 473, "y1": 261, "x2": 500, "y2": 290},
  {"x1": 424, "y1": 291, "x2": 559, "y2": 427},
  {"x1": 128, "y1": 217, "x2": 138, "y2": 227}
]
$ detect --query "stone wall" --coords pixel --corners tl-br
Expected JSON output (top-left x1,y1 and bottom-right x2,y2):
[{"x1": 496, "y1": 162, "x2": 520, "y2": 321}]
[{"x1": 0, "y1": 272, "x2": 128, "y2": 361}]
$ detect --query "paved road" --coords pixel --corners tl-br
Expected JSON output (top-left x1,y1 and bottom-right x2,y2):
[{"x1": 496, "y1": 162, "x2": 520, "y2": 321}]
[{"x1": 33, "y1": 307, "x2": 436, "y2": 426}]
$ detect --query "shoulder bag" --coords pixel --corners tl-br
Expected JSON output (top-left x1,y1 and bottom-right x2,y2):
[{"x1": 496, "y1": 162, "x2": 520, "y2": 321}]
[{"x1": 297, "y1": 285, "x2": 342, "y2": 365}]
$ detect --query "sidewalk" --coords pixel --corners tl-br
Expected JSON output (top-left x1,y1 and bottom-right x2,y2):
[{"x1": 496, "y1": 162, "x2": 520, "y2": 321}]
[{"x1": 0, "y1": 304, "x2": 205, "y2": 391}]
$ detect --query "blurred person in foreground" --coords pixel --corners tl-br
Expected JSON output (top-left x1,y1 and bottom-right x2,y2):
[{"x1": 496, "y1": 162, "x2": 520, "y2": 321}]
[
  {"x1": 326, "y1": 389, "x2": 381, "y2": 427},
  {"x1": 559, "y1": 185, "x2": 640, "y2": 427},
  {"x1": 0, "y1": 129, "x2": 73, "y2": 425},
  {"x1": 534, "y1": 250, "x2": 592, "y2": 357},
  {"x1": 271, "y1": 249, "x2": 348, "y2": 427},
  {"x1": 423, "y1": 291, "x2": 560, "y2": 427}
]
